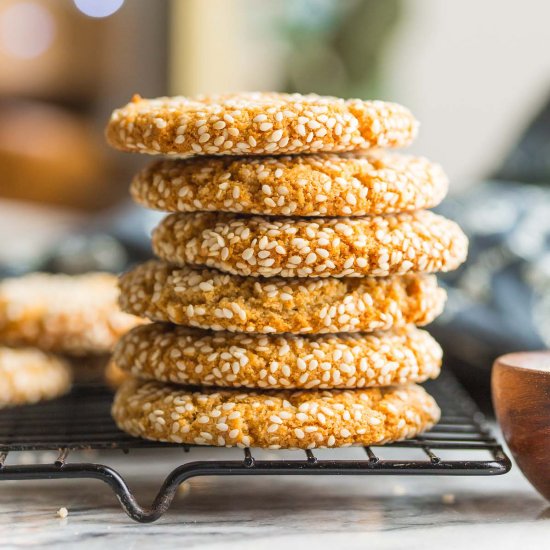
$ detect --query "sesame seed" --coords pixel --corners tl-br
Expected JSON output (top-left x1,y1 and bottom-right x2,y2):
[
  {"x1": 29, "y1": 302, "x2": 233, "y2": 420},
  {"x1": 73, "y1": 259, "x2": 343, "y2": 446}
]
[{"x1": 199, "y1": 282, "x2": 214, "y2": 292}]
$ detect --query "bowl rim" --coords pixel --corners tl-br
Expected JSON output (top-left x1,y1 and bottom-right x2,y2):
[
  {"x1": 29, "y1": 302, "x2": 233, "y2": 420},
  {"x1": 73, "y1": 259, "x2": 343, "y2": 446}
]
[{"x1": 494, "y1": 350, "x2": 550, "y2": 374}]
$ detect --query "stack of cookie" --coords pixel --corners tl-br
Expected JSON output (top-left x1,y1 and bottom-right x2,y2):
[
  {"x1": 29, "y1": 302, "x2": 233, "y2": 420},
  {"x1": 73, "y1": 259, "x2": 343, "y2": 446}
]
[
  {"x1": 106, "y1": 92, "x2": 467, "y2": 449},
  {"x1": 0, "y1": 272, "x2": 144, "y2": 407}
]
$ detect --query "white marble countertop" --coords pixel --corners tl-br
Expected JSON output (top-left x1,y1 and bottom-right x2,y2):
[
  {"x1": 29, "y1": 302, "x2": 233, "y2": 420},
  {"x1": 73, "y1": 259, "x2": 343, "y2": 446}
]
[{"x1": 0, "y1": 445, "x2": 547, "y2": 549}]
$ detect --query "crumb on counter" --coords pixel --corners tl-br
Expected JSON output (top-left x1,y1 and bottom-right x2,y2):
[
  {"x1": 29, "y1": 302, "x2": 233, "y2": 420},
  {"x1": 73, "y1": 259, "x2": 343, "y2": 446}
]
[{"x1": 56, "y1": 507, "x2": 69, "y2": 519}]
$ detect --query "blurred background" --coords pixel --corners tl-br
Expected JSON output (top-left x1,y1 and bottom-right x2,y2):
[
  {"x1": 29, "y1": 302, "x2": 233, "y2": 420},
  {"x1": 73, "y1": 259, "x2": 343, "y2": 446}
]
[{"x1": 0, "y1": 0, "x2": 549, "y2": 407}]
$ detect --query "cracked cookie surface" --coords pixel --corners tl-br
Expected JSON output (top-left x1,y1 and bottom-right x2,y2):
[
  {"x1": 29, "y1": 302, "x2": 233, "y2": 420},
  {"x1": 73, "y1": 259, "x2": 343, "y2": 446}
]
[
  {"x1": 131, "y1": 151, "x2": 447, "y2": 217},
  {"x1": 111, "y1": 324, "x2": 442, "y2": 389},
  {"x1": 112, "y1": 378, "x2": 440, "y2": 449},
  {"x1": 106, "y1": 92, "x2": 418, "y2": 157},
  {"x1": 119, "y1": 261, "x2": 446, "y2": 334},
  {"x1": 152, "y1": 210, "x2": 468, "y2": 278}
]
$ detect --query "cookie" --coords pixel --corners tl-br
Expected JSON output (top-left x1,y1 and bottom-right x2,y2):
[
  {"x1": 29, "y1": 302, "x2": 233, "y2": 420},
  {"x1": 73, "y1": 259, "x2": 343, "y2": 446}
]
[
  {"x1": 112, "y1": 324, "x2": 442, "y2": 389},
  {"x1": 152, "y1": 210, "x2": 468, "y2": 278},
  {"x1": 130, "y1": 151, "x2": 448, "y2": 217},
  {"x1": 0, "y1": 272, "x2": 145, "y2": 355},
  {"x1": 0, "y1": 347, "x2": 72, "y2": 408},
  {"x1": 119, "y1": 261, "x2": 446, "y2": 334},
  {"x1": 106, "y1": 92, "x2": 418, "y2": 157},
  {"x1": 112, "y1": 379, "x2": 440, "y2": 449}
]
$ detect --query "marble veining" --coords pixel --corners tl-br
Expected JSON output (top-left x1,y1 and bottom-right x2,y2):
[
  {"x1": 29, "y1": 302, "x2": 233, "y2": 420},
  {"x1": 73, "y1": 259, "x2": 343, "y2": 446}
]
[{"x1": 0, "y1": 446, "x2": 547, "y2": 549}]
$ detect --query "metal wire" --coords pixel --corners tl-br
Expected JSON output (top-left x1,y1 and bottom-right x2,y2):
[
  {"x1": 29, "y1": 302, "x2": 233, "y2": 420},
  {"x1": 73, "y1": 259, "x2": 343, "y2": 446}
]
[{"x1": 0, "y1": 370, "x2": 511, "y2": 523}]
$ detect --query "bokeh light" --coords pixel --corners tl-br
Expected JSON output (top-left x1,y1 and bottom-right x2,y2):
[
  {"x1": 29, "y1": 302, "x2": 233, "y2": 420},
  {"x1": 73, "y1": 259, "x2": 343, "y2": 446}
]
[
  {"x1": 0, "y1": 2, "x2": 55, "y2": 59},
  {"x1": 73, "y1": 0, "x2": 124, "y2": 18}
]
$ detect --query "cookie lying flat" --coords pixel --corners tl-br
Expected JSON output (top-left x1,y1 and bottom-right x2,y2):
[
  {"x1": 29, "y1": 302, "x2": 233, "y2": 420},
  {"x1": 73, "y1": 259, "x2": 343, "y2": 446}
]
[
  {"x1": 112, "y1": 379, "x2": 440, "y2": 449},
  {"x1": 106, "y1": 93, "x2": 417, "y2": 157},
  {"x1": 0, "y1": 272, "x2": 145, "y2": 354},
  {"x1": 152, "y1": 210, "x2": 468, "y2": 278},
  {"x1": 131, "y1": 152, "x2": 448, "y2": 217},
  {"x1": 112, "y1": 324, "x2": 442, "y2": 389},
  {"x1": 119, "y1": 261, "x2": 446, "y2": 334},
  {"x1": 0, "y1": 347, "x2": 71, "y2": 408}
]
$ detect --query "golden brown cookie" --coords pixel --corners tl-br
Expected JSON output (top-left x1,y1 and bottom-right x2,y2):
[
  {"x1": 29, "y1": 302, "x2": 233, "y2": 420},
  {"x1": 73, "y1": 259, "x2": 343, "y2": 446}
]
[
  {"x1": 130, "y1": 151, "x2": 448, "y2": 217},
  {"x1": 106, "y1": 92, "x2": 418, "y2": 157},
  {"x1": 0, "y1": 272, "x2": 145, "y2": 355},
  {"x1": 112, "y1": 324, "x2": 442, "y2": 389},
  {"x1": 152, "y1": 210, "x2": 468, "y2": 278},
  {"x1": 112, "y1": 379, "x2": 440, "y2": 449},
  {"x1": 119, "y1": 261, "x2": 446, "y2": 334},
  {"x1": 0, "y1": 347, "x2": 72, "y2": 408}
]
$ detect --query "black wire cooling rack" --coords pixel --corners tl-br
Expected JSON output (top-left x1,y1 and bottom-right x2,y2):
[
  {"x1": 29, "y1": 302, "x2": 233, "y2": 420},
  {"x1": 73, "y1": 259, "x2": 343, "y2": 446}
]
[{"x1": 0, "y1": 369, "x2": 511, "y2": 522}]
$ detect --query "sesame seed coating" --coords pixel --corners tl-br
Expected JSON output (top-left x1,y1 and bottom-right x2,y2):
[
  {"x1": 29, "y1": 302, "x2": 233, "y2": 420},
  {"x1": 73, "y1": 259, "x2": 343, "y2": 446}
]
[
  {"x1": 112, "y1": 378, "x2": 440, "y2": 449},
  {"x1": 0, "y1": 272, "x2": 146, "y2": 355},
  {"x1": 152, "y1": 210, "x2": 468, "y2": 278},
  {"x1": 106, "y1": 92, "x2": 418, "y2": 157},
  {"x1": 112, "y1": 323, "x2": 442, "y2": 390},
  {"x1": 119, "y1": 261, "x2": 446, "y2": 334},
  {"x1": 0, "y1": 347, "x2": 72, "y2": 408},
  {"x1": 131, "y1": 151, "x2": 448, "y2": 217}
]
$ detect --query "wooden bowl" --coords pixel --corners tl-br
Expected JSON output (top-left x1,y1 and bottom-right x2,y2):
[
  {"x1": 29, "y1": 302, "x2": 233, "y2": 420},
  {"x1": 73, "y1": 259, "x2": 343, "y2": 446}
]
[{"x1": 492, "y1": 351, "x2": 550, "y2": 501}]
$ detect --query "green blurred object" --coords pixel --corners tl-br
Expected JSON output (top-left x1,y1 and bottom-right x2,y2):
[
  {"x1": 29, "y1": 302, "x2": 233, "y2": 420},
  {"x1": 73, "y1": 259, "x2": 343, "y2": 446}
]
[{"x1": 279, "y1": 0, "x2": 402, "y2": 98}]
